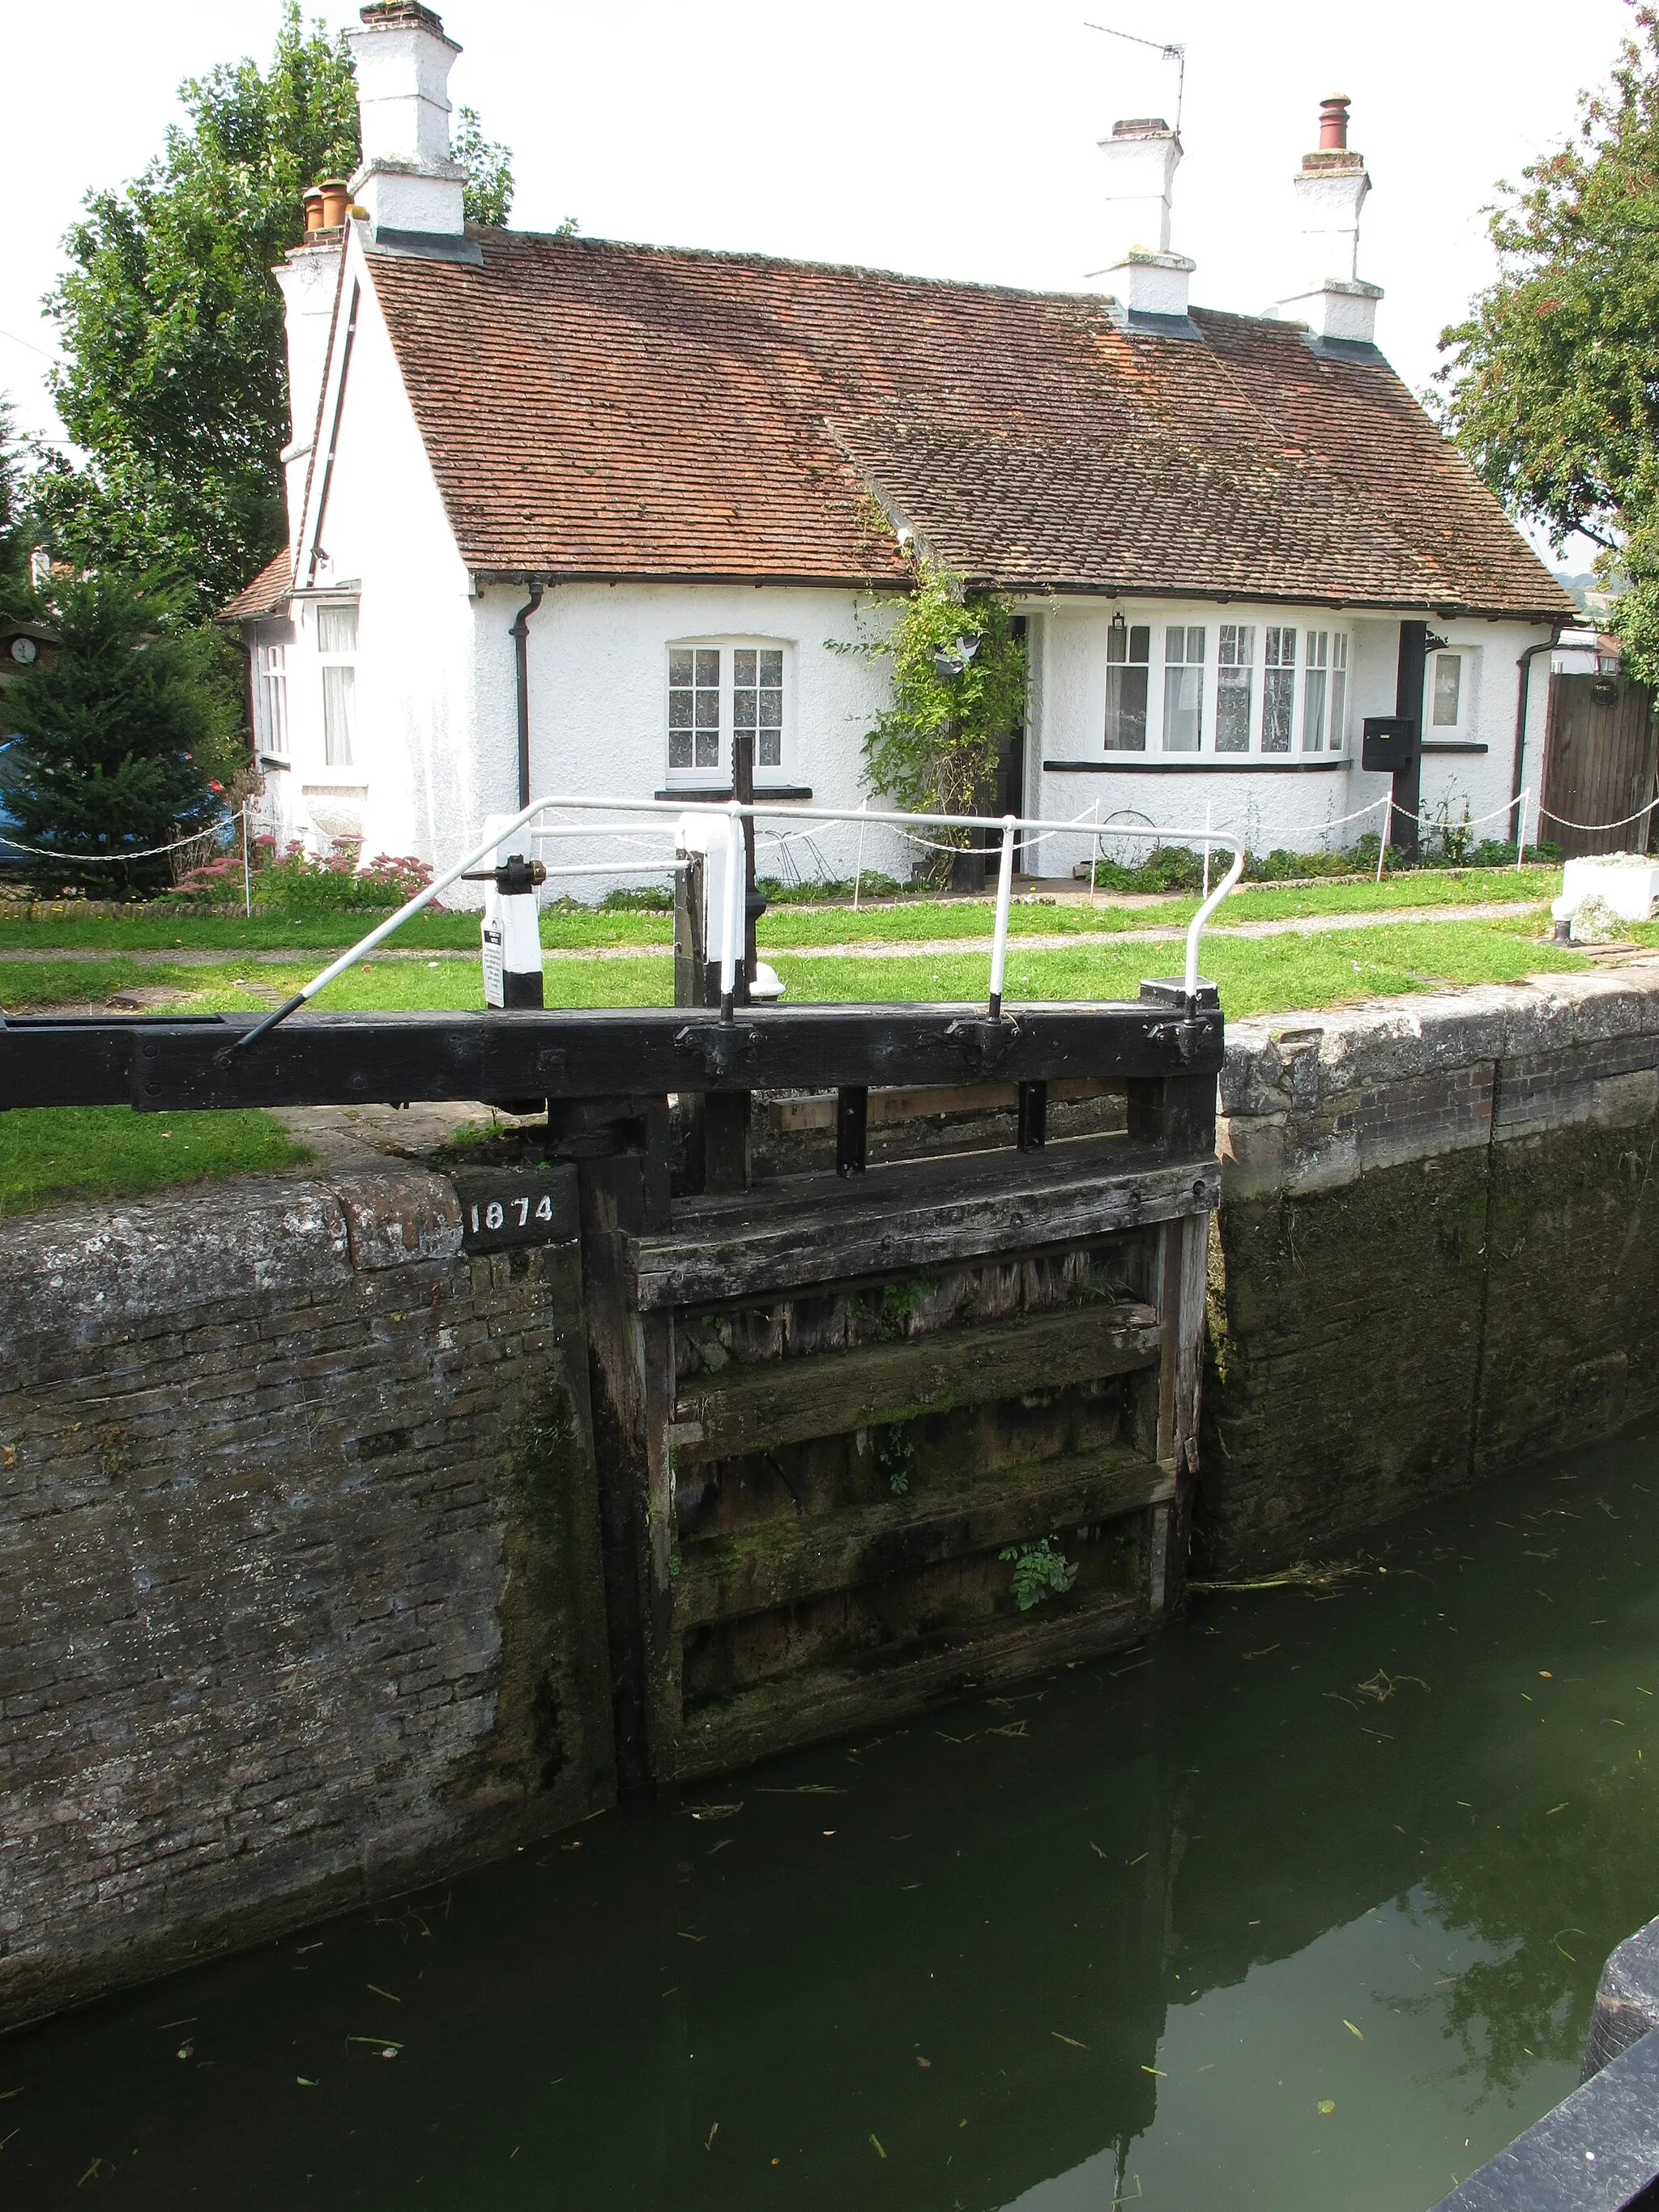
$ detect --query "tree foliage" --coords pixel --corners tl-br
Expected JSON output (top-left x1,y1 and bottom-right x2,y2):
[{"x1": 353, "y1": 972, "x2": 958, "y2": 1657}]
[
  {"x1": 854, "y1": 565, "x2": 1026, "y2": 884},
  {"x1": 4, "y1": 573, "x2": 245, "y2": 894},
  {"x1": 0, "y1": 399, "x2": 40, "y2": 626},
  {"x1": 1436, "y1": 10, "x2": 1659, "y2": 674},
  {"x1": 32, "y1": 6, "x2": 514, "y2": 615},
  {"x1": 453, "y1": 106, "x2": 514, "y2": 227}
]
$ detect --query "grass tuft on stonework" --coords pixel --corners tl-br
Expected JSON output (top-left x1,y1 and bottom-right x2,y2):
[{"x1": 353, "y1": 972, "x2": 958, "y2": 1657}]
[{"x1": 0, "y1": 1106, "x2": 313, "y2": 1218}]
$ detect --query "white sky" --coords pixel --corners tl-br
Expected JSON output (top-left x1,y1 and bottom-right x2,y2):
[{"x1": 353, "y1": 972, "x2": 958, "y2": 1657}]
[{"x1": 2, "y1": 0, "x2": 1635, "y2": 570}]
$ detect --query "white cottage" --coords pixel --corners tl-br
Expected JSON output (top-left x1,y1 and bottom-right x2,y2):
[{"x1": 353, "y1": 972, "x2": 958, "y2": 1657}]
[{"x1": 224, "y1": 1, "x2": 1575, "y2": 894}]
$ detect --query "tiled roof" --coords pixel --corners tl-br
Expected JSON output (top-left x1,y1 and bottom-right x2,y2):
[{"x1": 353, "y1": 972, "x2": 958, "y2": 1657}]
[
  {"x1": 360, "y1": 229, "x2": 1572, "y2": 620},
  {"x1": 222, "y1": 546, "x2": 292, "y2": 621}
]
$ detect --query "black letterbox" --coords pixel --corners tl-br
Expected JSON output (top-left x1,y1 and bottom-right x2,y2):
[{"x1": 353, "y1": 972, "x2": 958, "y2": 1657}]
[{"x1": 1362, "y1": 716, "x2": 1418, "y2": 773}]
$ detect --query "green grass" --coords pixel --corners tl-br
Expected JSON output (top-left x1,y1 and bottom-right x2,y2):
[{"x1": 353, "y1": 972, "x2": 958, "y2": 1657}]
[
  {"x1": 0, "y1": 1104, "x2": 312, "y2": 1217},
  {"x1": 0, "y1": 905, "x2": 672, "y2": 953}
]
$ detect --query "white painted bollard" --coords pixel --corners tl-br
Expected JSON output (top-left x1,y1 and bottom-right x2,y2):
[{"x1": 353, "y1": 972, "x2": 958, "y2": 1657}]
[{"x1": 479, "y1": 812, "x2": 545, "y2": 1009}]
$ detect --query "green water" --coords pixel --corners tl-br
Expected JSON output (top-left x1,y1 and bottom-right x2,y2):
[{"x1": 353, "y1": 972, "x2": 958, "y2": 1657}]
[{"x1": 10, "y1": 1428, "x2": 1659, "y2": 2210}]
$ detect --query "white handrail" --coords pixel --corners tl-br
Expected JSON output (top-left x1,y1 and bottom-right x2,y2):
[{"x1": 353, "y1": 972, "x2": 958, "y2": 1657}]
[{"x1": 232, "y1": 789, "x2": 1248, "y2": 1050}]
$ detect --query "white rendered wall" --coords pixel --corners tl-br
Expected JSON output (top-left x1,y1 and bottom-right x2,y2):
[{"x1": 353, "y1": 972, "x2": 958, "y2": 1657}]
[
  {"x1": 1025, "y1": 600, "x2": 1549, "y2": 875},
  {"x1": 275, "y1": 234, "x2": 478, "y2": 867}
]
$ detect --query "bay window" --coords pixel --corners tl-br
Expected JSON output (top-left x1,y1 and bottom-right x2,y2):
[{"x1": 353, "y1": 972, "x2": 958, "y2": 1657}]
[
  {"x1": 1162, "y1": 626, "x2": 1206, "y2": 751},
  {"x1": 1262, "y1": 627, "x2": 1296, "y2": 753},
  {"x1": 1217, "y1": 624, "x2": 1254, "y2": 753},
  {"x1": 1104, "y1": 621, "x2": 1150, "y2": 750}
]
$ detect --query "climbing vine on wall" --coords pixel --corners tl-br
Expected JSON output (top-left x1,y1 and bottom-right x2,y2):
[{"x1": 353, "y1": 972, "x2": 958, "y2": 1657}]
[{"x1": 843, "y1": 565, "x2": 1027, "y2": 886}]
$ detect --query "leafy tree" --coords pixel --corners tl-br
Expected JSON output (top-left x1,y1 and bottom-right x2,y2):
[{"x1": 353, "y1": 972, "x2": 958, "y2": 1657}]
[
  {"x1": 853, "y1": 565, "x2": 1027, "y2": 888},
  {"x1": 453, "y1": 106, "x2": 514, "y2": 227},
  {"x1": 1435, "y1": 11, "x2": 1659, "y2": 676},
  {"x1": 32, "y1": 6, "x2": 514, "y2": 615},
  {"x1": 0, "y1": 399, "x2": 41, "y2": 626},
  {"x1": 4, "y1": 573, "x2": 245, "y2": 896}
]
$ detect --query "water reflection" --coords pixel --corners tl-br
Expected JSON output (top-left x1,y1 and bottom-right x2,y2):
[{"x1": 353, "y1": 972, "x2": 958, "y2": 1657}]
[{"x1": 7, "y1": 1430, "x2": 1659, "y2": 2210}]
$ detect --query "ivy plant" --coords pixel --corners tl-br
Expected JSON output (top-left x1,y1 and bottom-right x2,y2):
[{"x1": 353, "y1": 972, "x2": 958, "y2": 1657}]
[{"x1": 845, "y1": 565, "x2": 1027, "y2": 888}]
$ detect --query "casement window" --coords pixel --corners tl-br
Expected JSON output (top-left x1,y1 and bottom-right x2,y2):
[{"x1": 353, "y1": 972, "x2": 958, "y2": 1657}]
[
  {"x1": 1262, "y1": 626, "x2": 1296, "y2": 753},
  {"x1": 1216, "y1": 624, "x2": 1255, "y2": 754},
  {"x1": 1162, "y1": 625, "x2": 1206, "y2": 751},
  {"x1": 316, "y1": 602, "x2": 357, "y2": 769},
  {"x1": 1431, "y1": 651, "x2": 1463, "y2": 730},
  {"x1": 253, "y1": 641, "x2": 289, "y2": 757},
  {"x1": 1103, "y1": 622, "x2": 1150, "y2": 751},
  {"x1": 667, "y1": 642, "x2": 790, "y2": 785}
]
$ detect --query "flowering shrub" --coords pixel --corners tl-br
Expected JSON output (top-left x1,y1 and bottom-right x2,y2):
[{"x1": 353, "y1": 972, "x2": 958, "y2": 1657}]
[{"x1": 254, "y1": 843, "x2": 435, "y2": 912}]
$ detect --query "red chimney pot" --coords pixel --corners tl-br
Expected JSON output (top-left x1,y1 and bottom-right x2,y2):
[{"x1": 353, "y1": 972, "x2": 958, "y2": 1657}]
[{"x1": 1319, "y1": 96, "x2": 1351, "y2": 151}]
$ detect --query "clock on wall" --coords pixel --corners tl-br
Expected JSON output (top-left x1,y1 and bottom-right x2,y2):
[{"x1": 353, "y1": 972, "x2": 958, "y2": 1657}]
[{"x1": 9, "y1": 637, "x2": 37, "y2": 664}]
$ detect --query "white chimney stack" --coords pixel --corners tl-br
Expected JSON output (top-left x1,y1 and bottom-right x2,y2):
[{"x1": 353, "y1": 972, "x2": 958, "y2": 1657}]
[
  {"x1": 1276, "y1": 97, "x2": 1383, "y2": 345},
  {"x1": 275, "y1": 234, "x2": 342, "y2": 552},
  {"x1": 1088, "y1": 117, "x2": 1196, "y2": 324},
  {"x1": 345, "y1": 1, "x2": 466, "y2": 241}
]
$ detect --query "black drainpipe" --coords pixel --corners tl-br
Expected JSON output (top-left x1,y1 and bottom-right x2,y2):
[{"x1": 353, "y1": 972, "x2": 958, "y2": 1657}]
[{"x1": 510, "y1": 579, "x2": 548, "y2": 809}]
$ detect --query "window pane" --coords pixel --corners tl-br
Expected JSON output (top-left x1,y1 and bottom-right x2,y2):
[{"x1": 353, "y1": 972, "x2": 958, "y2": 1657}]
[
  {"x1": 695, "y1": 727, "x2": 719, "y2": 769},
  {"x1": 758, "y1": 731, "x2": 782, "y2": 768},
  {"x1": 1265, "y1": 625, "x2": 1296, "y2": 669},
  {"x1": 694, "y1": 650, "x2": 720, "y2": 688},
  {"x1": 1306, "y1": 629, "x2": 1329, "y2": 671},
  {"x1": 733, "y1": 649, "x2": 757, "y2": 685},
  {"x1": 668, "y1": 729, "x2": 693, "y2": 769},
  {"x1": 322, "y1": 663, "x2": 355, "y2": 766},
  {"x1": 668, "y1": 649, "x2": 693, "y2": 688},
  {"x1": 668, "y1": 689, "x2": 692, "y2": 727},
  {"x1": 1263, "y1": 669, "x2": 1294, "y2": 752},
  {"x1": 758, "y1": 650, "x2": 783, "y2": 684},
  {"x1": 759, "y1": 688, "x2": 782, "y2": 725},
  {"x1": 1303, "y1": 667, "x2": 1328, "y2": 751},
  {"x1": 1217, "y1": 665, "x2": 1252, "y2": 752},
  {"x1": 1129, "y1": 625, "x2": 1149, "y2": 664},
  {"x1": 1329, "y1": 667, "x2": 1347, "y2": 749},
  {"x1": 1434, "y1": 654, "x2": 1462, "y2": 727},
  {"x1": 1163, "y1": 663, "x2": 1202, "y2": 750},
  {"x1": 1166, "y1": 625, "x2": 1186, "y2": 665},
  {"x1": 1105, "y1": 664, "x2": 1149, "y2": 751},
  {"x1": 694, "y1": 690, "x2": 719, "y2": 728},
  {"x1": 317, "y1": 603, "x2": 357, "y2": 654},
  {"x1": 733, "y1": 688, "x2": 757, "y2": 728}
]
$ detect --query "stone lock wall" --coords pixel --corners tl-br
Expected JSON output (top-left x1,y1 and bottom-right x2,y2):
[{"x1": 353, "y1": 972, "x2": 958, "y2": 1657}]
[
  {"x1": 1203, "y1": 968, "x2": 1659, "y2": 1571},
  {"x1": 0, "y1": 1165, "x2": 613, "y2": 2031}
]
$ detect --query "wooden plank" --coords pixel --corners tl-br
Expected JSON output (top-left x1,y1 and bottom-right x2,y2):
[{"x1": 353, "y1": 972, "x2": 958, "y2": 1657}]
[
  {"x1": 770, "y1": 1076, "x2": 1116, "y2": 1134},
  {"x1": 666, "y1": 1594, "x2": 1149, "y2": 1780},
  {"x1": 675, "y1": 1443, "x2": 1172, "y2": 1625},
  {"x1": 634, "y1": 1146, "x2": 1220, "y2": 1309},
  {"x1": 672, "y1": 1302, "x2": 1160, "y2": 1460},
  {"x1": 1, "y1": 1000, "x2": 1222, "y2": 1114}
]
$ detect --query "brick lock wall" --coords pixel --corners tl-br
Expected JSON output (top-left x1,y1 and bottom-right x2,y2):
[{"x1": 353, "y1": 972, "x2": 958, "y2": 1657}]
[
  {"x1": 1204, "y1": 973, "x2": 1659, "y2": 1573},
  {"x1": 0, "y1": 1166, "x2": 613, "y2": 2031}
]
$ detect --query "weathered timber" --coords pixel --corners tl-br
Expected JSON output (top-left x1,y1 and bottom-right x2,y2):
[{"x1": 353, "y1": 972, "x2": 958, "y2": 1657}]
[
  {"x1": 668, "y1": 1592, "x2": 1148, "y2": 1780},
  {"x1": 1151, "y1": 1209, "x2": 1209, "y2": 1614},
  {"x1": 673, "y1": 1303, "x2": 1160, "y2": 1460},
  {"x1": 0, "y1": 1000, "x2": 1222, "y2": 1113},
  {"x1": 634, "y1": 1140, "x2": 1220, "y2": 1309},
  {"x1": 676, "y1": 1444, "x2": 1171, "y2": 1625},
  {"x1": 835, "y1": 1085, "x2": 868, "y2": 1176},
  {"x1": 770, "y1": 1076, "x2": 1116, "y2": 1134}
]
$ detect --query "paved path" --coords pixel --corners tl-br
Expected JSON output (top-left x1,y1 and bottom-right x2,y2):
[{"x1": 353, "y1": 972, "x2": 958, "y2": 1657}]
[{"x1": 0, "y1": 901, "x2": 1541, "y2": 969}]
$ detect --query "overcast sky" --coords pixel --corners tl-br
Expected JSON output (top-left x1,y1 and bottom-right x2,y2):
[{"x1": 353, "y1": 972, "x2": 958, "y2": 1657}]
[{"x1": 2, "y1": 0, "x2": 1636, "y2": 567}]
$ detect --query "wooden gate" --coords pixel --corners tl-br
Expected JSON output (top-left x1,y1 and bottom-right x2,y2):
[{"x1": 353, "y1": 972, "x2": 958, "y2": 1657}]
[{"x1": 1541, "y1": 674, "x2": 1657, "y2": 856}]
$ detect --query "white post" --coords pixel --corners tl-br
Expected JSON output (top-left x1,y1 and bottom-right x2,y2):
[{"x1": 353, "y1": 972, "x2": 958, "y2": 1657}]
[
  {"x1": 1375, "y1": 795, "x2": 1388, "y2": 885},
  {"x1": 241, "y1": 800, "x2": 253, "y2": 918},
  {"x1": 1090, "y1": 803, "x2": 1101, "y2": 906},
  {"x1": 719, "y1": 799, "x2": 744, "y2": 1016},
  {"x1": 1202, "y1": 798, "x2": 1212, "y2": 901},
  {"x1": 988, "y1": 815, "x2": 1017, "y2": 1017},
  {"x1": 1516, "y1": 786, "x2": 1530, "y2": 872},
  {"x1": 853, "y1": 796, "x2": 868, "y2": 913}
]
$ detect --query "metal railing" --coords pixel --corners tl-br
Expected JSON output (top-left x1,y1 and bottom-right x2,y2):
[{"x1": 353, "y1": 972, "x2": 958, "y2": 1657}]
[{"x1": 232, "y1": 794, "x2": 1247, "y2": 1051}]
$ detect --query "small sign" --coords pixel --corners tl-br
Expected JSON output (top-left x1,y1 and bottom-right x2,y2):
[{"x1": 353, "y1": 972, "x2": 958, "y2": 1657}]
[
  {"x1": 481, "y1": 923, "x2": 505, "y2": 1008},
  {"x1": 452, "y1": 1167, "x2": 577, "y2": 1254}
]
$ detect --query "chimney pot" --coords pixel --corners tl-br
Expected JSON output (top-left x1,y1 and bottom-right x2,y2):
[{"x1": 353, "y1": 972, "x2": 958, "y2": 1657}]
[
  {"x1": 303, "y1": 186, "x2": 325, "y2": 234},
  {"x1": 1318, "y1": 96, "x2": 1351, "y2": 151},
  {"x1": 318, "y1": 178, "x2": 350, "y2": 229}
]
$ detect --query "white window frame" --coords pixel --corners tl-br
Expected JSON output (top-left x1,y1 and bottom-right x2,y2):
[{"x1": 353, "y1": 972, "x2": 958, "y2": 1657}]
[
  {"x1": 664, "y1": 638, "x2": 793, "y2": 788},
  {"x1": 1427, "y1": 646, "x2": 1478, "y2": 739},
  {"x1": 314, "y1": 599, "x2": 359, "y2": 771},
  {"x1": 253, "y1": 638, "x2": 289, "y2": 757},
  {"x1": 1104, "y1": 612, "x2": 1353, "y2": 758}
]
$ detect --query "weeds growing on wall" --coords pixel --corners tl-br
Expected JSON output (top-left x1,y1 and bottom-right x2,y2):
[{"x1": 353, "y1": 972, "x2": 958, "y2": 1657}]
[{"x1": 1000, "y1": 1536, "x2": 1079, "y2": 1610}]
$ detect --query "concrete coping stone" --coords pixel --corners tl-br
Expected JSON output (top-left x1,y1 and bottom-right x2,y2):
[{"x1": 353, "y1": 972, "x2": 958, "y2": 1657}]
[
  {"x1": 0, "y1": 1166, "x2": 465, "y2": 1342},
  {"x1": 1221, "y1": 967, "x2": 1659, "y2": 1119}
]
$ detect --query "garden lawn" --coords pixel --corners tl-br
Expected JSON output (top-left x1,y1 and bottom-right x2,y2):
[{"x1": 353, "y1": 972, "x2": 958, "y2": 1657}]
[
  {"x1": 0, "y1": 906, "x2": 671, "y2": 954},
  {"x1": 1, "y1": 1105, "x2": 311, "y2": 1217}
]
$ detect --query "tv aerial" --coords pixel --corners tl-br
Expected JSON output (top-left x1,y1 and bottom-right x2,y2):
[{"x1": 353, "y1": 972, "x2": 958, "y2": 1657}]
[{"x1": 1083, "y1": 19, "x2": 1187, "y2": 136}]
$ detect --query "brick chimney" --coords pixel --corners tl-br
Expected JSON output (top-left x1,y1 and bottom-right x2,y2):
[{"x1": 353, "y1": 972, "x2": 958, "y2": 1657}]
[
  {"x1": 345, "y1": 1, "x2": 466, "y2": 241},
  {"x1": 1087, "y1": 117, "x2": 1196, "y2": 324},
  {"x1": 1276, "y1": 96, "x2": 1383, "y2": 345}
]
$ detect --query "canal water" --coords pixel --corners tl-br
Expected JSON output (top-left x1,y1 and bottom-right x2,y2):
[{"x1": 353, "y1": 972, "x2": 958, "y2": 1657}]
[{"x1": 10, "y1": 1426, "x2": 1659, "y2": 2210}]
